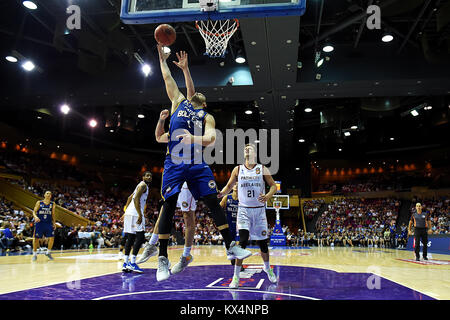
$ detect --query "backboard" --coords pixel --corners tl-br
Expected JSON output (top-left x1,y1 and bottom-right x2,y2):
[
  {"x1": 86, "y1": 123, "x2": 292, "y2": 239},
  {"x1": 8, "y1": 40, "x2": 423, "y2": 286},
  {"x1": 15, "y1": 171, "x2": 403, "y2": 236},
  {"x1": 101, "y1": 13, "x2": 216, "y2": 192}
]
[
  {"x1": 266, "y1": 195, "x2": 289, "y2": 210},
  {"x1": 120, "y1": 0, "x2": 307, "y2": 24}
]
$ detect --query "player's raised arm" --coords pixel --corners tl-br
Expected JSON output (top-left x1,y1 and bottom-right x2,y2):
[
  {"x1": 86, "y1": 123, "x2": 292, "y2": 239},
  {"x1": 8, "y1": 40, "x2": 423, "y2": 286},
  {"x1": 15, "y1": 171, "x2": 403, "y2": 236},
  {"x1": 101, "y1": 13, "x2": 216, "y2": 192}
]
[
  {"x1": 259, "y1": 166, "x2": 277, "y2": 203},
  {"x1": 173, "y1": 51, "x2": 195, "y2": 100},
  {"x1": 157, "y1": 44, "x2": 185, "y2": 113},
  {"x1": 218, "y1": 166, "x2": 239, "y2": 198},
  {"x1": 155, "y1": 109, "x2": 170, "y2": 143}
]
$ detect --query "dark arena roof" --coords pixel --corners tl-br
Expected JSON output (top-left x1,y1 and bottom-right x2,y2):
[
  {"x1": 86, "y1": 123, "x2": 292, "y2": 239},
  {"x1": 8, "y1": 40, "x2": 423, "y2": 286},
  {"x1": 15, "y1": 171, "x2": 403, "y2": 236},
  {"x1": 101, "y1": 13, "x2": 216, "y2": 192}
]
[{"x1": 0, "y1": 0, "x2": 449, "y2": 193}]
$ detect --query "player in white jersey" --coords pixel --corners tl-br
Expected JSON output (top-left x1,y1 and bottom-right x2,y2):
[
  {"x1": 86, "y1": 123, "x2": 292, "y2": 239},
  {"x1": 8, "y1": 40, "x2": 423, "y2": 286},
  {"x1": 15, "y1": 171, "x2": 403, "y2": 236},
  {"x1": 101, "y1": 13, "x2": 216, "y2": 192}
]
[
  {"x1": 120, "y1": 171, "x2": 152, "y2": 273},
  {"x1": 137, "y1": 181, "x2": 198, "y2": 270},
  {"x1": 171, "y1": 181, "x2": 197, "y2": 273},
  {"x1": 218, "y1": 144, "x2": 278, "y2": 288}
]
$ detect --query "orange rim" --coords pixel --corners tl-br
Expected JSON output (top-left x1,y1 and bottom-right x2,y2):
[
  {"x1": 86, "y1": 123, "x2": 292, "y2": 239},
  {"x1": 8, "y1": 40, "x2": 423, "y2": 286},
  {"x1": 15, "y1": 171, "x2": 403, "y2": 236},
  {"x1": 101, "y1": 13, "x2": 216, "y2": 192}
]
[{"x1": 195, "y1": 19, "x2": 239, "y2": 37}]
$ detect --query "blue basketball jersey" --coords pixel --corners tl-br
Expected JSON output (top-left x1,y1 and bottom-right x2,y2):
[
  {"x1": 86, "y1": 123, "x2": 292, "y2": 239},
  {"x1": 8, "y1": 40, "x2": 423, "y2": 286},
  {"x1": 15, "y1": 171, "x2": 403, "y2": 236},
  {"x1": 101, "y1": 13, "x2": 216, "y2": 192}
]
[
  {"x1": 225, "y1": 195, "x2": 239, "y2": 240},
  {"x1": 167, "y1": 99, "x2": 208, "y2": 163},
  {"x1": 37, "y1": 201, "x2": 53, "y2": 224}
]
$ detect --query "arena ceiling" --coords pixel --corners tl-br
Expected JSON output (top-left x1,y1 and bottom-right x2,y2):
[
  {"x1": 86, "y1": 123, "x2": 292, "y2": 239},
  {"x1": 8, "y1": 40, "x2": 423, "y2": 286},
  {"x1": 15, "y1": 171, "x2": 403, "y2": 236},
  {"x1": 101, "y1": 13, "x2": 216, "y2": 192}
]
[{"x1": 0, "y1": 0, "x2": 449, "y2": 187}]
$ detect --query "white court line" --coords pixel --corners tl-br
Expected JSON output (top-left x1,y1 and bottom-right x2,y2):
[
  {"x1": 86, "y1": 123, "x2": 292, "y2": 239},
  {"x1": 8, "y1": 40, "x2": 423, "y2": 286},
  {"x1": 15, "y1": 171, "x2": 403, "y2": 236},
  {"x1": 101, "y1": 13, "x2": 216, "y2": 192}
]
[
  {"x1": 92, "y1": 288, "x2": 321, "y2": 300},
  {"x1": 206, "y1": 278, "x2": 224, "y2": 287},
  {"x1": 255, "y1": 279, "x2": 264, "y2": 289}
]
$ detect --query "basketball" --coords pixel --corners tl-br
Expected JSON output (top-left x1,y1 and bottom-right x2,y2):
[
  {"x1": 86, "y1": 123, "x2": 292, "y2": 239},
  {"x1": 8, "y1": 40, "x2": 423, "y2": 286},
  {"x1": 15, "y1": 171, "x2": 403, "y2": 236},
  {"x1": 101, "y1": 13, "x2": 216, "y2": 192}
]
[{"x1": 154, "y1": 24, "x2": 176, "y2": 46}]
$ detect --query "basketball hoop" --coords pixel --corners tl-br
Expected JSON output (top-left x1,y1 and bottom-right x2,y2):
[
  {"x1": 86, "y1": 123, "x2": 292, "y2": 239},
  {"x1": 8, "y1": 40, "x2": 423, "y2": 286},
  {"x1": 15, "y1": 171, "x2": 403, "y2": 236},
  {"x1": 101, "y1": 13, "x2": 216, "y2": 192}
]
[
  {"x1": 195, "y1": 19, "x2": 239, "y2": 58},
  {"x1": 273, "y1": 201, "x2": 282, "y2": 210}
]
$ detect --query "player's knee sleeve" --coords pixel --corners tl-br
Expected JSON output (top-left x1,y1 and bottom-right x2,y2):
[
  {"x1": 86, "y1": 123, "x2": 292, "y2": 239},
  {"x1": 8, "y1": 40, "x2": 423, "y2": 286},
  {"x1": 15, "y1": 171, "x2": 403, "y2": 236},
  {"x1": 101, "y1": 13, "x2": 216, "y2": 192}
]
[
  {"x1": 257, "y1": 239, "x2": 269, "y2": 253},
  {"x1": 202, "y1": 193, "x2": 228, "y2": 227},
  {"x1": 132, "y1": 232, "x2": 145, "y2": 255},
  {"x1": 238, "y1": 229, "x2": 250, "y2": 249},
  {"x1": 157, "y1": 194, "x2": 178, "y2": 235},
  {"x1": 120, "y1": 234, "x2": 127, "y2": 246},
  {"x1": 124, "y1": 233, "x2": 136, "y2": 254}
]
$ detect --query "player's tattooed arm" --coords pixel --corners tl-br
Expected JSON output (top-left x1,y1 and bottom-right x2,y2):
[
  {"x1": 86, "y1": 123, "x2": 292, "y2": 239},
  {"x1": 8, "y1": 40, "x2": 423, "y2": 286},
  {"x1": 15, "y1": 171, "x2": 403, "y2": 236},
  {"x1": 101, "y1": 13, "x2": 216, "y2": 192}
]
[
  {"x1": 155, "y1": 109, "x2": 170, "y2": 143},
  {"x1": 176, "y1": 114, "x2": 216, "y2": 146},
  {"x1": 134, "y1": 183, "x2": 147, "y2": 225}
]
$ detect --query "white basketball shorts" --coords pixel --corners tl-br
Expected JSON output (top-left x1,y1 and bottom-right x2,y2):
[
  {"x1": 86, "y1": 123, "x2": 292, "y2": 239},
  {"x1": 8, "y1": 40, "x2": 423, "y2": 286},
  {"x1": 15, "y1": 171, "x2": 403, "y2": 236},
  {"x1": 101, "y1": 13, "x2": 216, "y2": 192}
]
[
  {"x1": 177, "y1": 187, "x2": 197, "y2": 212},
  {"x1": 124, "y1": 214, "x2": 145, "y2": 234},
  {"x1": 237, "y1": 206, "x2": 268, "y2": 240}
]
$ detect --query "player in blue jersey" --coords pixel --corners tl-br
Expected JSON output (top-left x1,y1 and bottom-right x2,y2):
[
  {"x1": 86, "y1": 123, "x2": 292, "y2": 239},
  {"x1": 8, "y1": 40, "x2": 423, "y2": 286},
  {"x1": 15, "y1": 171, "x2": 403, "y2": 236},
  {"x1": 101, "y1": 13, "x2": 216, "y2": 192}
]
[
  {"x1": 220, "y1": 185, "x2": 245, "y2": 271},
  {"x1": 32, "y1": 191, "x2": 56, "y2": 261},
  {"x1": 153, "y1": 44, "x2": 251, "y2": 281}
]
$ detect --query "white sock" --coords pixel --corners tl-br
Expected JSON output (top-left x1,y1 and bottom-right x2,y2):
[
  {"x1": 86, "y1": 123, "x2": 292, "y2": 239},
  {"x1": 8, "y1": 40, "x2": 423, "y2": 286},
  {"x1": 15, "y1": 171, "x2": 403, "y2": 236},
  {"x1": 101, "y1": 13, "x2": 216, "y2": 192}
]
[
  {"x1": 124, "y1": 255, "x2": 129, "y2": 263},
  {"x1": 33, "y1": 251, "x2": 37, "y2": 256},
  {"x1": 264, "y1": 261, "x2": 270, "y2": 271},
  {"x1": 149, "y1": 233, "x2": 159, "y2": 245},
  {"x1": 234, "y1": 265, "x2": 241, "y2": 278},
  {"x1": 131, "y1": 255, "x2": 136, "y2": 264},
  {"x1": 182, "y1": 246, "x2": 191, "y2": 257}
]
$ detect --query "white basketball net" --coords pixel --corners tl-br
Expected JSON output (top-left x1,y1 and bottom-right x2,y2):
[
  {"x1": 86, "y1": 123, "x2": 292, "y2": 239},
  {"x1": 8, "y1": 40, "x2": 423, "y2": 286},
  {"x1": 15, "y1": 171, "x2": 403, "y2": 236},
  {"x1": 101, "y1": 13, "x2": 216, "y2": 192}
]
[{"x1": 196, "y1": 19, "x2": 239, "y2": 58}]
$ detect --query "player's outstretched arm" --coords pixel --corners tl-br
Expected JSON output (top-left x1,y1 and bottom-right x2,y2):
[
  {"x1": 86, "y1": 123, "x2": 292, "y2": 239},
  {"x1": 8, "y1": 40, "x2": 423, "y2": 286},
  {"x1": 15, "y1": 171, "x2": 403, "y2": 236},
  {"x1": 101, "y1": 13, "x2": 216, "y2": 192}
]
[
  {"x1": 218, "y1": 166, "x2": 239, "y2": 198},
  {"x1": 155, "y1": 109, "x2": 170, "y2": 143},
  {"x1": 157, "y1": 44, "x2": 185, "y2": 112},
  {"x1": 173, "y1": 51, "x2": 195, "y2": 100}
]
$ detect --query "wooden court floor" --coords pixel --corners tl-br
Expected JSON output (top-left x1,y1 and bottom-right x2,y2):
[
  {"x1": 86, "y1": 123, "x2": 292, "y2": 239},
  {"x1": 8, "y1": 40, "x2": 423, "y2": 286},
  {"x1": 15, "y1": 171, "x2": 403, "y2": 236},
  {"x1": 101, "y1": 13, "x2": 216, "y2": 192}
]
[{"x1": 0, "y1": 246, "x2": 448, "y2": 300}]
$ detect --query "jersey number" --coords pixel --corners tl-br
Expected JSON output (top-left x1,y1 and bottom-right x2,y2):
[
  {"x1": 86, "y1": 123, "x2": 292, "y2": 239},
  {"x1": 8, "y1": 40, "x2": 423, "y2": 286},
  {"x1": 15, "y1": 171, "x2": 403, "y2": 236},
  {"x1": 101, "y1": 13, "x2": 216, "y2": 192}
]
[{"x1": 247, "y1": 190, "x2": 255, "y2": 198}]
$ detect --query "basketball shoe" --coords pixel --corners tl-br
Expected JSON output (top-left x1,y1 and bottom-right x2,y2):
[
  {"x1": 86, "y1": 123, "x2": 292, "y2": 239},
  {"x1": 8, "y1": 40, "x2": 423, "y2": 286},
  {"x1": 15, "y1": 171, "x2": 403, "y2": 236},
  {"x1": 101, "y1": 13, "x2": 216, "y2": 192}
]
[
  {"x1": 264, "y1": 267, "x2": 277, "y2": 283},
  {"x1": 171, "y1": 254, "x2": 194, "y2": 274},
  {"x1": 229, "y1": 275, "x2": 240, "y2": 289},
  {"x1": 156, "y1": 256, "x2": 171, "y2": 281},
  {"x1": 226, "y1": 241, "x2": 252, "y2": 260},
  {"x1": 127, "y1": 262, "x2": 144, "y2": 273},
  {"x1": 136, "y1": 243, "x2": 158, "y2": 264}
]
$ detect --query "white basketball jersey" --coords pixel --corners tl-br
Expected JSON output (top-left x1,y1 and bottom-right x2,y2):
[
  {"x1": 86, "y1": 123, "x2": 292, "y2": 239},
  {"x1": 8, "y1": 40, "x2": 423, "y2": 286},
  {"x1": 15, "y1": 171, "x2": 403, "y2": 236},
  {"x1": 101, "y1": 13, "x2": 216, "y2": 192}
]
[
  {"x1": 125, "y1": 181, "x2": 148, "y2": 217},
  {"x1": 237, "y1": 164, "x2": 265, "y2": 207}
]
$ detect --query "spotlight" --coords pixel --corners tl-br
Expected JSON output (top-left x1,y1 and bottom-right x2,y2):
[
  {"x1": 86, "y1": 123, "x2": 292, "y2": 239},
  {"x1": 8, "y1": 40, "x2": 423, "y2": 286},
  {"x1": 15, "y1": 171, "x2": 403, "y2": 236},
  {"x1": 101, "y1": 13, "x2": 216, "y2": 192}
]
[
  {"x1": 351, "y1": 125, "x2": 358, "y2": 130},
  {"x1": 60, "y1": 104, "x2": 70, "y2": 115},
  {"x1": 390, "y1": 137, "x2": 395, "y2": 141},
  {"x1": 382, "y1": 33, "x2": 394, "y2": 43},
  {"x1": 162, "y1": 46, "x2": 171, "y2": 54},
  {"x1": 245, "y1": 110, "x2": 253, "y2": 115},
  {"x1": 21, "y1": 60, "x2": 35, "y2": 71},
  {"x1": 89, "y1": 119, "x2": 98, "y2": 128},
  {"x1": 5, "y1": 56, "x2": 17, "y2": 63},
  {"x1": 304, "y1": 107, "x2": 312, "y2": 113},
  {"x1": 141, "y1": 64, "x2": 151, "y2": 77},
  {"x1": 22, "y1": 1, "x2": 37, "y2": 10},
  {"x1": 316, "y1": 58, "x2": 324, "y2": 67},
  {"x1": 137, "y1": 114, "x2": 145, "y2": 119},
  {"x1": 410, "y1": 110, "x2": 419, "y2": 117},
  {"x1": 295, "y1": 168, "x2": 300, "y2": 171},
  {"x1": 344, "y1": 132, "x2": 351, "y2": 137},
  {"x1": 322, "y1": 44, "x2": 334, "y2": 53},
  {"x1": 338, "y1": 148, "x2": 342, "y2": 151},
  {"x1": 235, "y1": 56, "x2": 246, "y2": 64},
  {"x1": 424, "y1": 105, "x2": 432, "y2": 110},
  {"x1": 299, "y1": 139, "x2": 305, "y2": 143}
]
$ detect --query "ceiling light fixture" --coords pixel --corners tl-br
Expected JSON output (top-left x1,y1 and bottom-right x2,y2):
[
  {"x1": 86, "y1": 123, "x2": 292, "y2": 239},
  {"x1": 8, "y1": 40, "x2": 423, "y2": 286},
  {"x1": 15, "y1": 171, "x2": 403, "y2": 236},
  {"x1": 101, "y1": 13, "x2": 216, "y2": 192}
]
[
  {"x1": 5, "y1": 56, "x2": 17, "y2": 63},
  {"x1": 22, "y1": 1, "x2": 37, "y2": 10}
]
